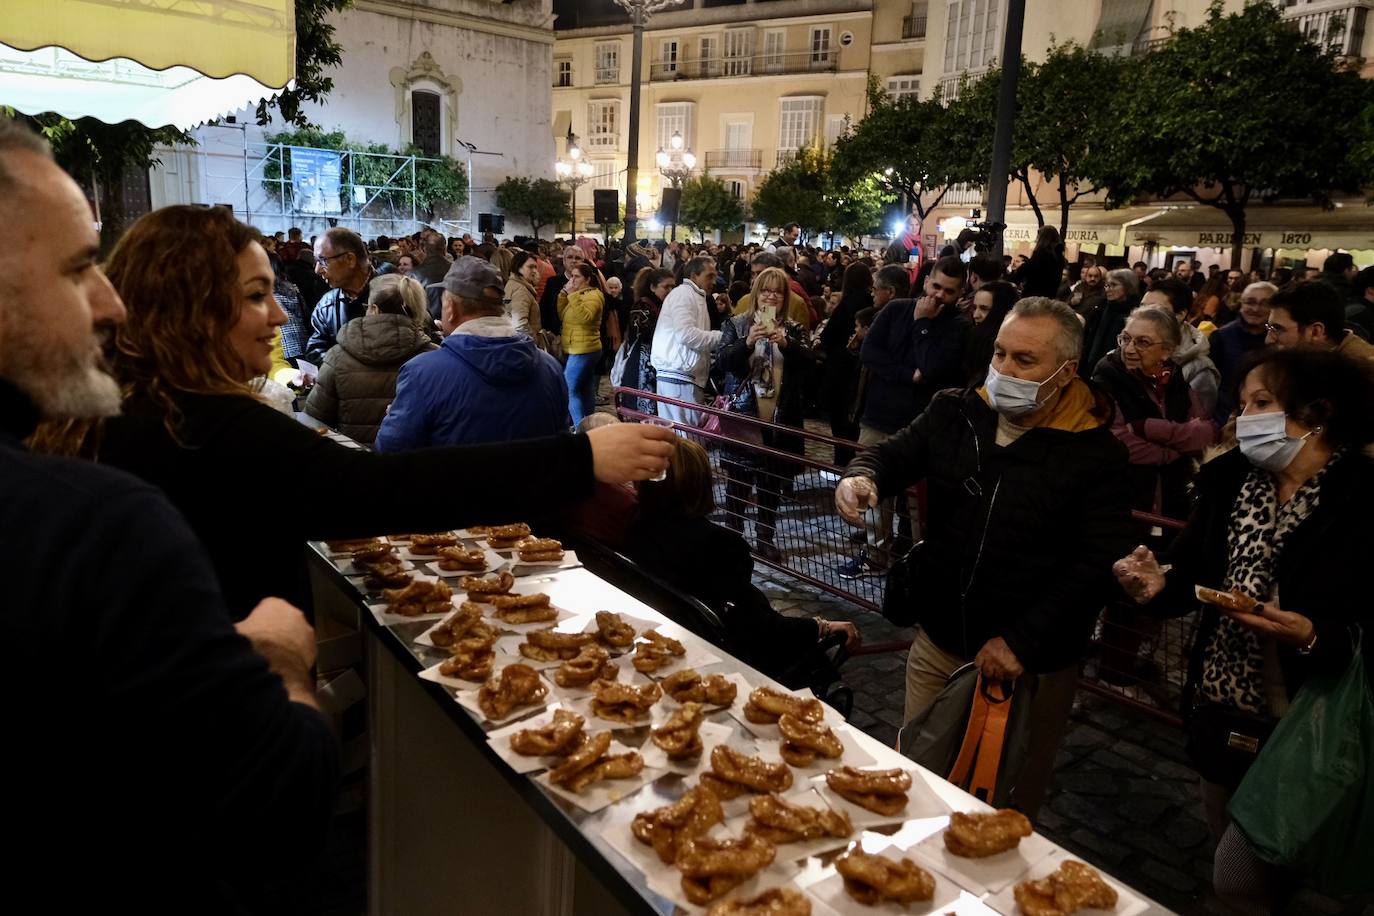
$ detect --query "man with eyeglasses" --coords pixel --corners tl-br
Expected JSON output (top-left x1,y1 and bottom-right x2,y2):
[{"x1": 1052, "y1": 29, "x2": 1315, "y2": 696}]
[
  {"x1": 1207, "y1": 281, "x2": 1274, "y2": 424},
  {"x1": 1264, "y1": 280, "x2": 1374, "y2": 362},
  {"x1": 375, "y1": 257, "x2": 569, "y2": 450},
  {"x1": 304, "y1": 227, "x2": 376, "y2": 367}
]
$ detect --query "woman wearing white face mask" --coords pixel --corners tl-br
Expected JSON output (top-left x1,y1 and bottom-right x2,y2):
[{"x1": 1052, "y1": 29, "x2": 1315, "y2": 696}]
[{"x1": 1113, "y1": 348, "x2": 1374, "y2": 910}]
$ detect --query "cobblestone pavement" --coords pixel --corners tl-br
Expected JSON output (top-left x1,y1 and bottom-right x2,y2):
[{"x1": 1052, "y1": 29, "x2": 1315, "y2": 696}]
[{"x1": 755, "y1": 566, "x2": 1370, "y2": 916}]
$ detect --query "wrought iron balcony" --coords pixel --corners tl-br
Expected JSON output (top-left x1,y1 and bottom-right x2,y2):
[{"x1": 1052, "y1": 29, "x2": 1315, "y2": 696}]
[
  {"x1": 650, "y1": 49, "x2": 838, "y2": 81},
  {"x1": 704, "y1": 149, "x2": 763, "y2": 170},
  {"x1": 903, "y1": 14, "x2": 928, "y2": 39}
]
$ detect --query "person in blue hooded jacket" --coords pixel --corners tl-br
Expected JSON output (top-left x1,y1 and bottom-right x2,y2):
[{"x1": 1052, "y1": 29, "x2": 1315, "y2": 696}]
[{"x1": 375, "y1": 257, "x2": 571, "y2": 451}]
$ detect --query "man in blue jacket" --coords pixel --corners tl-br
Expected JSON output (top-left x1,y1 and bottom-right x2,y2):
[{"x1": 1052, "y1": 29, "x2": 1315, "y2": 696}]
[
  {"x1": 376, "y1": 256, "x2": 571, "y2": 450},
  {"x1": 841, "y1": 256, "x2": 969, "y2": 577}
]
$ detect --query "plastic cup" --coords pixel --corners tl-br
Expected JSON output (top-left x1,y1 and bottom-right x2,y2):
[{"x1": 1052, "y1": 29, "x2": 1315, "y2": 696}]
[{"x1": 640, "y1": 416, "x2": 674, "y2": 482}]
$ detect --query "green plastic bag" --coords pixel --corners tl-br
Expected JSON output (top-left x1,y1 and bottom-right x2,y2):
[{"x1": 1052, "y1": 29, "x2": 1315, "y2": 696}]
[{"x1": 1227, "y1": 629, "x2": 1374, "y2": 895}]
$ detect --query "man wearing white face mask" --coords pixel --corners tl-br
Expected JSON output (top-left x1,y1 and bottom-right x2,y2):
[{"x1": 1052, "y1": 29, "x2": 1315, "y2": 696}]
[
  {"x1": 836, "y1": 297, "x2": 1134, "y2": 819},
  {"x1": 1112, "y1": 347, "x2": 1374, "y2": 910}
]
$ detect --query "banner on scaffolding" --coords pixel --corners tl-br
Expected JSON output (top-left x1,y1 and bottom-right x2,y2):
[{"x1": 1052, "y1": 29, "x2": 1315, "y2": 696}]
[{"x1": 290, "y1": 147, "x2": 342, "y2": 215}]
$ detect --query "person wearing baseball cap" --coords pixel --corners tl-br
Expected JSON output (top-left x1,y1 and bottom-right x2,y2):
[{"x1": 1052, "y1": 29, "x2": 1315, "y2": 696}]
[{"x1": 376, "y1": 256, "x2": 571, "y2": 449}]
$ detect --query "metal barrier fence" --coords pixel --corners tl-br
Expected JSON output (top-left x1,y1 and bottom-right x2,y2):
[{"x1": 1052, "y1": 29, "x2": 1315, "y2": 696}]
[{"x1": 614, "y1": 385, "x2": 1198, "y2": 724}]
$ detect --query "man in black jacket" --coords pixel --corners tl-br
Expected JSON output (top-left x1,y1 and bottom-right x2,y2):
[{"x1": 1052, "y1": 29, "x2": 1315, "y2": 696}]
[
  {"x1": 0, "y1": 120, "x2": 339, "y2": 911},
  {"x1": 538, "y1": 243, "x2": 585, "y2": 335},
  {"x1": 836, "y1": 297, "x2": 1133, "y2": 818},
  {"x1": 305, "y1": 226, "x2": 376, "y2": 367}
]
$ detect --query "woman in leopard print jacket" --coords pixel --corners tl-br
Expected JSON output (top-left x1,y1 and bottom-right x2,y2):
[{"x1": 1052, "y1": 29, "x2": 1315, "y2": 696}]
[{"x1": 1113, "y1": 347, "x2": 1374, "y2": 911}]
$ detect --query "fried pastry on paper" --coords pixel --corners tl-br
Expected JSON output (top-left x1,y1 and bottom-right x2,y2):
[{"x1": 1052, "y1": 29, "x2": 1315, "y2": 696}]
[
  {"x1": 1013, "y1": 860, "x2": 1118, "y2": 916},
  {"x1": 706, "y1": 887, "x2": 811, "y2": 916},
  {"x1": 675, "y1": 833, "x2": 777, "y2": 906},
  {"x1": 477, "y1": 663, "x2": 547, "y2": 721},
  {"x1": 698, "y1": 745, "x2": 793, "y2": 800},
  {"x1": 834, "y1": 848, "x2": 936, "y2": 906},
  {"x1": 944, "y1": 809, "x2": 1033, "y2": 858},
  {"x1": 743, "y1": 686, "x2": 824, "y2": 725},
  {"x1": 824, "y1": 766, "x2": 911, "y2": 816},
  {"x1": 632, "y1": 784, "x2": 724, "y2": 864},
  {"x1": 744, "y1": 793, "x2": 852, "y2": 844}
]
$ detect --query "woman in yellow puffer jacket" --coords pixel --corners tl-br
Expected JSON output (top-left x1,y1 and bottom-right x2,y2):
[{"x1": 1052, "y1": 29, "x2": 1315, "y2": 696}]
[{"x1": 557, "y1": 261, "x2": 605, "y2": 427}]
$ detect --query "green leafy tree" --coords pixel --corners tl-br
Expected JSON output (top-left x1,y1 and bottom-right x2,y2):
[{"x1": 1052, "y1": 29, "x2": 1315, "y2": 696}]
[
  {"x1": 832, "y1": 80, "x2": 982, "y2": 222},
  {"x1": 750, "y1": 147, "x2": 832, "y2": 240},
  {"x1": 1095, "y1": 1, "x2": 1374, "y2": 267},
  {"x1": 495, "y1": 177, "x2": 571, "y2": 240},
  {"x1": 677, "y1": 174, "x2": 745, "y2": 242},
  {"x1": 254, "y1": 0, "x2": 351, "y2": 128},
  {"x1": 960, "y1": 42, "x2": 1125, "y2": 236},
  {"x1": 827, "y1": 173, "x2": 896, "y2": 244}
]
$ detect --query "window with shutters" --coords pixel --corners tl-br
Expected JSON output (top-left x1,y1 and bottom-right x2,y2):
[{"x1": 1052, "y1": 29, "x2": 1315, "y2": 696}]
[
  {"x1": 699, "y1": 35, "x2": 719, "y2": 76},
  {"x1": 810, "y1": 26, "x2": 833, "y2": 64},
  {"x1": 661, "y1": 39, "x2": 679, "y2": 73},
  {"x1": 656, "y1": 102, "x2": 694, "y2": 152},
  {"x1": 777, "y1": 97, "x2": 822, "y2": 154},
  {"x1": 761, "y1": 30, "x2": 785, "y2": 72},
  {"x1": 727, "y1": 179, "x2": 745, "y2": 200},
  {"x1": 887, "y1": 75, "x2": 921, "y2": 99},
  {"x1": 825, "y1": 114, "x2": 848, "y2": 149},
  {"x1": 587, "y1": 101, "x2": 619, "y2": 149},
  {"x1": 410, "y1": 90, "x2": 441, "y2": 157},
  {"x1": 591, "y1": 160, "x2": 621, "y2": 191},
  {"x1": 595, "y1": 42, "x2": 620, "y2": 84},
  {"x1": 724, "y1": 29, "x2": 752, "y2": 75},
  {"x1": 943, "y1": 0, "x2": 1001, "y2": 74},
  {"x1": 555, "y1": 58, "x2": 573, "y2": 87}
]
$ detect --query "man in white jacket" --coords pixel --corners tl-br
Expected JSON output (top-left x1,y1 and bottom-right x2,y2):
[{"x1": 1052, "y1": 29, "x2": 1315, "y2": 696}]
[{"x1": 651, "y1": 255, "x2": 721, "y2": 424}]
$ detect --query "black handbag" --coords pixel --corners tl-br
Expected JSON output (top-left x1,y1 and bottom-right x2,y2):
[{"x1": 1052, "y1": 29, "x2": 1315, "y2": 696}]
[
  {"x1": 1183, "y1": 696, "x2": 1279, "y2": 789},
  {"x1": 881, "y1": 541, "x2": 922, "y2": 627}
]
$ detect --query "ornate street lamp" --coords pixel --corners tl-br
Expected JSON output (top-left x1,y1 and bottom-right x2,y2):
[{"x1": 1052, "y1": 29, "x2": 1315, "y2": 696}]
[
  {"x1": 555, "y1": 126, "x2": 594, "y2": 231},
  {"x1": 613, "y1": 0, "x2": 678, "y2": 243},
  {"x1": 655, "y1": 129, "x2": 696, "y2": 241}
]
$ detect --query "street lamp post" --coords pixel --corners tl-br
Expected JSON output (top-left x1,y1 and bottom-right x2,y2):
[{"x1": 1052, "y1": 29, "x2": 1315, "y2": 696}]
[
  {"x1": 554, "y1": 127, "x2": 594, "y2": 235},
  {"x1": 613, "y1": 0, "x2": 677, "y2": 244},
  {"x1": 654, "y1": 129, "x2": 696, "y2": 241}
]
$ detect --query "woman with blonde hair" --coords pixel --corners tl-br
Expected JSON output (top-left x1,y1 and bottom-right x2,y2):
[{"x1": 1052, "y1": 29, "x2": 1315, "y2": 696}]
[
  {"x1": 38, "y1": 205, "x2": 673, "y2": 619},
  {"x1": 303, "y1": 273, "x2": 438, "y2": 444},
  {"x1": 713, "y1": 266, "x2": 815, "y2": 563}
]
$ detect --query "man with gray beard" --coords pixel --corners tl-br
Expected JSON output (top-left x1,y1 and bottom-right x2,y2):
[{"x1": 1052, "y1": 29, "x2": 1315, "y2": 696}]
[{"x1": 0, "y1": 120, "x2": 338, "y2": 911}]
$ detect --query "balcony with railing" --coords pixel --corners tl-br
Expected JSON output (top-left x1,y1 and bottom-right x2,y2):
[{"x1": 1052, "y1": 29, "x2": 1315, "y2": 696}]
[
  {"x1": 1130, "y1": 34, "x2": 1171, "y2": 55},
  {"x1": 943, "y1": 183, "x2": 985, "y2": 207},
  {"x1": 1279, "y1": 0, "x2": 1371, "y2": 56},
  {"x1": 705, "y1": 149, "x2": 763, "y2": 170},
  {"x1": 650, "y1": 49, "x2": 838, "y2": 81},
  {"x1": 902, "y1": 13, "x2": 928, "y2": 39},
  {"x1": 594, "y1": 67, "x2": 620, "y2": 84}
]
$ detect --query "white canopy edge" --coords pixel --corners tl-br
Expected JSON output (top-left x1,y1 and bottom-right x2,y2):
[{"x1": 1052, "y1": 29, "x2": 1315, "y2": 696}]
[{"x1": 0, "y1": 45, "x2": 288, "y2": 130}]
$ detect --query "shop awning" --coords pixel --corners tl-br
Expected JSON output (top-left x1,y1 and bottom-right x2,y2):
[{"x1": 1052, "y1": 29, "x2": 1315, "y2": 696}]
[
  {"x1": 0, "y1": 0, "x2": 295, "y2": 129},
  {"x1": 1123, "y1": 204, "x2": 1374, "y2": 251},
  {"x1": 998, "y1": 206, "x2": 1165, "y2": 248}
]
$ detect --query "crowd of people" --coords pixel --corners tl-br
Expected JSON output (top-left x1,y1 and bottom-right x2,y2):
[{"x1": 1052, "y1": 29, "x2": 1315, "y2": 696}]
[{"x1": 5, "y1": 109, "x2": 1372, "y2": 913}]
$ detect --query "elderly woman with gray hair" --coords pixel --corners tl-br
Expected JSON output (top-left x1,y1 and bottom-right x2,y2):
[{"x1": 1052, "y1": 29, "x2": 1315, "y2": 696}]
[{"x1": 1079, "y1": 268, "x2": 1141, "y2": 378}]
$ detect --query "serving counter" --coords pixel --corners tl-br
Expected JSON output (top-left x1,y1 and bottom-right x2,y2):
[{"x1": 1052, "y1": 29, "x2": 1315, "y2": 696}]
[{"x1": 307, "y1": 537, "x2": 1176, "y2": 916}]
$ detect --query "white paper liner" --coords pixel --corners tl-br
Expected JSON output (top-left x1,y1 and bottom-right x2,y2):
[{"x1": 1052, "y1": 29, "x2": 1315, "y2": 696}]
[
  {"x1": 449, "y1": 669, "x2": 552, "y2": 727},
  {"x1": 804, "y1": 846, "x2": 965, "y2": 916},
  {"x1": 420, "y1": 548, "x2": 507, "y2": 577},
  {"x1": 365, "y1": 574, "x2": 460, "y2": 626},
  {"x1": 812, "y1": 766, "x2": 951, "y2": 830},
  {"x1": 532, "y1": 741, "x2": 663, "y2": 813},
  {"x1": 980, "y1": 848, "x2": 1149, "y2": 916},
  {"x1": 729, "y1": 684, "x2": 838, "y2": 741},
  {"x1": 473, "y1": 537, "x2": 519, "y2": 553},
  {"x1": 417, "y1": 651, "x2": 523, "y2": 692},
  {"x1": 690, "y1": 744, "x2": 797, "y2": 820},
  {"x1": 752, "y1": 723, "x2": 876, "y2": 781},
  {"x1": 486, "y1": 604, "x2": 578, "y2": 635},
  {"x1": 579, "y1": 613, "x2": 661, "y2": 656},
  {"x1": 562, "y1": 684, "x2": 666, "y2": 731},
  {"x1": 642, "y1": 845, "x2": 804, "y2": 916},
  {"x1": 412, "y1": 604, "x2": 508, "y2": 650},
  {"x1": 909, "y1": 820, "x2": 1058, "y2": 896},
  {"x1": 721, "y1": 787, "x2": 858, "y2": 863},
  {"x1": 485, "y1": 705, "x2": 583, "y2": 775},
  {"x1": 639, "y1": 720, "x2": 736, "y2": 776}
]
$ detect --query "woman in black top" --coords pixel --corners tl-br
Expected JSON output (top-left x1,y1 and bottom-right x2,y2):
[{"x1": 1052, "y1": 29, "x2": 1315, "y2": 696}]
[
  {"x1": 39, "y1": 206, "x2": 672, "y2": 620},
  {"x1": 961, "y1": 279, "x2": 1018, "y2": 386},
  {"x1": 625, "y1": 437, "x2": 859, "y2": 680},
  {"x1": 1017, "y1": 225, "x2": 1066, "y2": 299}
]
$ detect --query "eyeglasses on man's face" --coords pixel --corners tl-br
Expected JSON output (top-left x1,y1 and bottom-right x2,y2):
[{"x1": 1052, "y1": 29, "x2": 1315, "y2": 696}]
[{"x1": 315, "y1": 252, "x2": 347, "y2": 267}]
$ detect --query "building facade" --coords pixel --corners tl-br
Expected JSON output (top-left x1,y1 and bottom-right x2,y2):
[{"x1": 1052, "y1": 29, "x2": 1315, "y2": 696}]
[{"x1": 151, "y1": 0, "x2": 557, "y2": 238}]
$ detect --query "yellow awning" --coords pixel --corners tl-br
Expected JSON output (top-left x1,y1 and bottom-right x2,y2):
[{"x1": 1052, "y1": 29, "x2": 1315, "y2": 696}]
[{"x1": 0, "y1": 0, "x2": 295, "y2": 128}]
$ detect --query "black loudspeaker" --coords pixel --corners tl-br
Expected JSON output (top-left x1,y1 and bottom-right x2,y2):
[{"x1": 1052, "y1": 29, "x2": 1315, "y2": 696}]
[
  {"x1": 477, "y1": 212, "x2": 505, "y2": 234},
  {"x1": 658, "y1": 187, "x2": 681, "y2": 223},
  {"x1": 593, "y1": 189, "x2": 619, "y2": 224}
]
